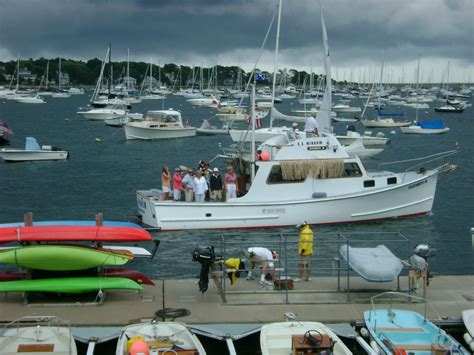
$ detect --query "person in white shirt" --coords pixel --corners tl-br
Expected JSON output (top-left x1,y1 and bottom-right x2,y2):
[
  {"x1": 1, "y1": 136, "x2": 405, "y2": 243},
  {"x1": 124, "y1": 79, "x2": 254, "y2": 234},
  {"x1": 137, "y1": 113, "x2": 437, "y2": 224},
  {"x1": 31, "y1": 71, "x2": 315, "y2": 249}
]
[
  {"x1": 246, "y1": 247, "x2": 276, "y2": 285},
  {"x1": 182, "y1": 169, "x2": 195, "y2": 202},
  {"x1": 286, "y1": 122, "x2": 299, "y2": 141},
  {"x1": 193, "y1": 170, "x2": 208, "y2": 203},
  {"x1": 305, "y1": 112, "x2": 319, "y2": 137}
]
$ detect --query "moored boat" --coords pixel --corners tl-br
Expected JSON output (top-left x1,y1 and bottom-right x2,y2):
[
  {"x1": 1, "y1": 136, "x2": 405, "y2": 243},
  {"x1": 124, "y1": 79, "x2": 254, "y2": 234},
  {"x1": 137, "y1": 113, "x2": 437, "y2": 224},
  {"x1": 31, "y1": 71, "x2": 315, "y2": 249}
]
[
  {"x1": 0, "y1": 137, "x2": 68, "y2": 162},
  {"x1": 364, "y1": 292, "x2": 469, "y2": 354},
  {"x1": 260, "y1": 321, "x2": 352, "y2": 355},
  {"x1": 0, "y1": 316, "x2": 77, "y2": 354},
  {"x1": 116, "y1": 321, "x2": 206, "y2": 355}
]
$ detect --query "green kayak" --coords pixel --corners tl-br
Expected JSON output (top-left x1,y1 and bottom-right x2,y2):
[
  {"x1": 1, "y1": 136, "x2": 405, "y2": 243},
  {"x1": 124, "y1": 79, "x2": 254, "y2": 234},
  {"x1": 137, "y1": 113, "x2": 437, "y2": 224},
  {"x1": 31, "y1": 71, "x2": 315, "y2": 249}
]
[
  {"x1": 0, "y1": 277, "x2": 143, "y2": 293},
  {"x1": 0, "y1": 245, "x2": 132, "y2": 271}
]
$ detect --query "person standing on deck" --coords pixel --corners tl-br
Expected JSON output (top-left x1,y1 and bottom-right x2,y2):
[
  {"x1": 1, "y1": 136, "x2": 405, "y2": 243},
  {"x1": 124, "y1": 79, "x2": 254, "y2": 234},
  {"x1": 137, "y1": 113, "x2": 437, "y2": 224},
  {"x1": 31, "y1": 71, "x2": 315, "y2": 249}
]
[
  {"x1": 305, "y1": 111, "x2": 319, "y2": 137},
  {"x1": 209, "y1": 167, "x2": 223, "y2": 202},
  {"x1": 193, "y1": 170, "x2": 208, "y2": 203},
  {"x1": 172, "y1": 168, "x2": 184, "y2": 201},
  {"x1": 161, "y1": 165, "x2": 171, "y2": 200},
  {"x1": 182, "y1": 168, "x2": 195, "y2": 202},
  {"x1": 224, "y1": 166, "x2": 238, "y2": 201}
]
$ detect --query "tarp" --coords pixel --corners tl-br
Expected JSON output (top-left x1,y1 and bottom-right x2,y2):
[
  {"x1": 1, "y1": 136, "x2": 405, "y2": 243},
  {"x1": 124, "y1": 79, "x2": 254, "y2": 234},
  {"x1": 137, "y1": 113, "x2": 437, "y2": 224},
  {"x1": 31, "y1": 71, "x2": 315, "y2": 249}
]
[
  {"x1": 417, "y1": 119, "x2": 445, "y2": 129},
  {"x1": 339, "y1": 244, "x2": 403, "y2": 282},
  {"x1": 25, "y1": 137, "x2": 41, "y2": 150},
  {"x1": 377, "y1": 111, "x2": 405, "y2": 117}
]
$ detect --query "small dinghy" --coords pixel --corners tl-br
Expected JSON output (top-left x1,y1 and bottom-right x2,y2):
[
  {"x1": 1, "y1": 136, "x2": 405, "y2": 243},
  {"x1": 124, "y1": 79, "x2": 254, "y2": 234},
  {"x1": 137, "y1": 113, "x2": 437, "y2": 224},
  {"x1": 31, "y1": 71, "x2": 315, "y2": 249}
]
[
  {"x1": 260, "y1": 321, "x2": 352, "y2": 355},
  {"x1": 0, "y1": 316, "x2": 77, "y2": 354},
  {"x1": 116, "y1": 321, "x2": 206, "y2": 354},
  {"x1": 0, "y1": 137, "x2": 68, "y2": 162},
  {"x1": 339, "y1": 245, "x2": 403, "y2": 282},
  {"x1": 364, "y1": 292, "x2": 469, "y2": 354}
]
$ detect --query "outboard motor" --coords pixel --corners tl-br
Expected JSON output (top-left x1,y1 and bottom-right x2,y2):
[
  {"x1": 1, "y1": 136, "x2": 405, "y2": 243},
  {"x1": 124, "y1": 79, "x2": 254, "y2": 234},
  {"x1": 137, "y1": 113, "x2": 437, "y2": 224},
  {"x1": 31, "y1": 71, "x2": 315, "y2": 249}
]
[
  {"x1": 191, "y1": 246, "x2": 216, "y2": 293},
  {"x1": 346, "y1": 124, "x2": 357, "y2": 132},
  {"x1": 409, "y1": 244, "x2": 437, "y2": 286}
]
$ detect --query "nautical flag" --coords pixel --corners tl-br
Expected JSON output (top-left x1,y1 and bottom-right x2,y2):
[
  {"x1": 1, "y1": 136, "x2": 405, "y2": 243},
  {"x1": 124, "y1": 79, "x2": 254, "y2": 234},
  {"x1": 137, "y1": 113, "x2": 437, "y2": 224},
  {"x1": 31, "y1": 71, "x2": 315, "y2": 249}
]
[
  {"x1": 255, "y1": 73, "x2": 266, "y2": 82},
  {"x1": 246, "y1": 114, "x2": 262, "y2": 128}
]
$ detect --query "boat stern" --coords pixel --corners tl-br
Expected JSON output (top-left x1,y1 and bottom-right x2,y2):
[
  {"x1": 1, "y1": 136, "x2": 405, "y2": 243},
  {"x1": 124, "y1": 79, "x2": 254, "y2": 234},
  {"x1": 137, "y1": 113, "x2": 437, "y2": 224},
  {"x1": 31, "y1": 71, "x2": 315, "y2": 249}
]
[{"x1": 136, "y1": 190, "x2": 160, "y2": 227}]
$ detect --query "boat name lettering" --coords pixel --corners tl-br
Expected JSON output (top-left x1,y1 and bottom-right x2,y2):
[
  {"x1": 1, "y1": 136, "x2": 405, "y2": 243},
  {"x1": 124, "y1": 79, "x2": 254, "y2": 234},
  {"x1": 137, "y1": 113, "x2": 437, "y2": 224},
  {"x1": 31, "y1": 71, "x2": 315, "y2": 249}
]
[
  {"x1": 307, "y1": 146, "x2": 328, "y2": 151},
  {"x1": 297, "y1": 140, "x2": 324, "y2": 146},
  {"x1": 408, "y1": 179, "x2": 428, "y2": 189},
  {"x1": 262, "y1": 208, "x2": 285, "y2": 214}
]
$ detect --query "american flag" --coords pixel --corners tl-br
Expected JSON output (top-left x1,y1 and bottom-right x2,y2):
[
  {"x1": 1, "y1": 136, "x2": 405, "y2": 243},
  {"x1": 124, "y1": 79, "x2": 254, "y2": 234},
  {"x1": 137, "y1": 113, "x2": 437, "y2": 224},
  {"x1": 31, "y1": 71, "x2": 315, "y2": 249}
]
[{"x1": 246, "y1": 114, "x2": 262, "y2": 128}]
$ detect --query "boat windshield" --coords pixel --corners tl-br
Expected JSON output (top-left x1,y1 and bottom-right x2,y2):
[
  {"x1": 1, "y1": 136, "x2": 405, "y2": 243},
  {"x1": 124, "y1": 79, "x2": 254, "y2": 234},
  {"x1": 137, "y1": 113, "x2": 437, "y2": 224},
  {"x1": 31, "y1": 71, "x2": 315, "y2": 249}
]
[{"x1": 147, "y1": 111, "x2": 180, "y2": 123}]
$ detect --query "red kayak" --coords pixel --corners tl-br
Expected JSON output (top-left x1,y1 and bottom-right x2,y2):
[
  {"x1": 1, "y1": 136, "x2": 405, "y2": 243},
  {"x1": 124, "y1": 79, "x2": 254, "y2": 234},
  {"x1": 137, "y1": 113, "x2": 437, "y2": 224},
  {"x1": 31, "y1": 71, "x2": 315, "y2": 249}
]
[
  {"x1": 0, "y1": 268, "x2": 155, "y2": 285},
  {"x1": 0, "y1": 226, "x2": 152, "y2": 244}
]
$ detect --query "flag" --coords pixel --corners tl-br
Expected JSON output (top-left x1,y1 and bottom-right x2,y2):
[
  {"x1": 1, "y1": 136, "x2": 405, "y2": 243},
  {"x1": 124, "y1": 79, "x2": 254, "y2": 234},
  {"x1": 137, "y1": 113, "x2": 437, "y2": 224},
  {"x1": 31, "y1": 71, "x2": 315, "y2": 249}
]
[
  {"x1": 246, "y1": 115, "x2": 262, "y2": 128},
  {"x1": 256, "y1": 73, "x2": 266, "y2": 82},
  {"x1": 0, "y1": 122, "x2": 13, "y2": 135}
]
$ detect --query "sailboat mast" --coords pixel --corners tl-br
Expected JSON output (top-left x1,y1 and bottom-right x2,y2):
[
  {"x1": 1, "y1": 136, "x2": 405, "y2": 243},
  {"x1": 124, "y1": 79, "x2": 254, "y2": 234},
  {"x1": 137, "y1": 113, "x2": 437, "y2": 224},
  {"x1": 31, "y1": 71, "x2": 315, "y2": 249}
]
[
  {"x1": 415, "y1": 57, "x2": 420, "y2": 122},
  {"x1": 270, "y1": 0, "x2": 282, "y2": 128},
  {"x1": 126, "y1": 48, "x2": 130, "y2": 91},
  {"x1": 16, "y1": 54, "x2": 20, "y2": 92},
  {"x1": 150, "y1": 60, "x2": 153, "y2": 92},
  {"x1": 58, "y1": 57, "x2": 61, "y2": 91},
  {"x1": 45, "y1": 60, "x2": 49, "y2": 90},
  {"x1": 108, "y1": 43, "x2": 112, "y2": 96}
]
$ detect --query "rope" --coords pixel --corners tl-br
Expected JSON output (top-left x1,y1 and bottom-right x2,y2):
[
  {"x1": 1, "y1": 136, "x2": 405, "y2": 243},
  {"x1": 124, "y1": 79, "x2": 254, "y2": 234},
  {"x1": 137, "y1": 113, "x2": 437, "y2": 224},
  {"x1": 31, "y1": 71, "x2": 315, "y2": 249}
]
[{"x1": 154, "y1": 308, "x2": 191, "y2": 320}]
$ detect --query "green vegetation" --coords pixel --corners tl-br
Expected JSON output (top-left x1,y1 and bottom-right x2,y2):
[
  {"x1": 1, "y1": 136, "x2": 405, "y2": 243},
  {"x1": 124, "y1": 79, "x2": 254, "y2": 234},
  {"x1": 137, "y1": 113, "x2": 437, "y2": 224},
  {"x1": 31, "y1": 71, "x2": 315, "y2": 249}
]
[{"x1": 0, "y1": 57, "x2": 315, "y2": 88}]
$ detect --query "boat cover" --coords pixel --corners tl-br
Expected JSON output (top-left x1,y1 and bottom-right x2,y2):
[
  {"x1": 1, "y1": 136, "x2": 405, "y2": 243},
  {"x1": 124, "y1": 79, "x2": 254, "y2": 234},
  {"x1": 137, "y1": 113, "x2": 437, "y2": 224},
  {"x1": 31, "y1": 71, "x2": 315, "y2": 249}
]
[
  {"x1": 339, "y1": 244, "x2": 403, "y2": 282},
  {"x1": 25, "y1": 137, "x2": 41, "y2": 150},
  {"x1": 377, "y1": 111, "x2": 405, "y2": 117},
  {"x1": 416, "y1": 119, "x2": 445, "y2": 129}
]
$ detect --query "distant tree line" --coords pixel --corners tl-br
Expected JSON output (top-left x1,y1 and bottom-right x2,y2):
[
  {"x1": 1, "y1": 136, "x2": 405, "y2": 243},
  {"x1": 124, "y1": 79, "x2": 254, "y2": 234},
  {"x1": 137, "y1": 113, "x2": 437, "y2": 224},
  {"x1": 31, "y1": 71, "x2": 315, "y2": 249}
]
[{"x1": 0, "y1": 57, "x2": 322, "y2": 88}]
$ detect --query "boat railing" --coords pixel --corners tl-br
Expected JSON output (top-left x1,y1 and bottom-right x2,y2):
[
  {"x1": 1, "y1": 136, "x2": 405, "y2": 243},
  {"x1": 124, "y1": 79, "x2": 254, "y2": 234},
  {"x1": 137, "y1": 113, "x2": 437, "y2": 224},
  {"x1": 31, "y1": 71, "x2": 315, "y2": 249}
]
[
  {"x1": 3, "y1": 316, "x2": 74, "y2": 354},
  {"x1": 376, "y1": 144, "x2": 459, "y2": 180},
  {"x1": 367, "y1": 291, "x2": 442, "y2": 324}
]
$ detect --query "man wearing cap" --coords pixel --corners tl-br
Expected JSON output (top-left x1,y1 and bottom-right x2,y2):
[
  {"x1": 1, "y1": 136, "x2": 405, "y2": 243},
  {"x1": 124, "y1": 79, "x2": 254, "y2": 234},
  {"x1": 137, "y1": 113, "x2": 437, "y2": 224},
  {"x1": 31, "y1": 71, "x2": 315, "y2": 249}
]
[
  {"x1": 305, "y1": 111, "x2": 319, "y2": 137},
  {"x1": 286, "y1": 122, "x2": 299, "y2": 141},
  {"x1": 209, "y1": 167, "x2": 223, "y2": 202},
  {"x1": 172, "y1": 168, "x2": 184, "y2": 201},
  {"x1": 297, "y1": 222, "x2": 314, "y2": 282},
  {"x1": 182, "y1": 169, "x2": 195, "y2": 202},
  {"x1": 246, "y1": 247, "x2": 276, "y2": 286}
]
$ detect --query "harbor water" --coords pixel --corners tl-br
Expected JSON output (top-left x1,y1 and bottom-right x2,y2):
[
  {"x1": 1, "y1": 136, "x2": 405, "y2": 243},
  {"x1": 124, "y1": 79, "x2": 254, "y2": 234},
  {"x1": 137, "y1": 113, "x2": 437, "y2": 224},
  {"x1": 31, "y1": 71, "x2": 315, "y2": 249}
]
[{"x1": 0, "y1": 94, "x2": 473, "y2": 280}]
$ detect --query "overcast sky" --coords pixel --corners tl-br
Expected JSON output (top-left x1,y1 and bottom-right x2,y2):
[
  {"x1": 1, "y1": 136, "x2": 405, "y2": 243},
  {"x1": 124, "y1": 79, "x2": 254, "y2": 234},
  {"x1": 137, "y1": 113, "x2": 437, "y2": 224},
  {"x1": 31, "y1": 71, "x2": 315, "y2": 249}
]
[{"x1": 0, "y1": 0, "x2": 472, "y2": 83}]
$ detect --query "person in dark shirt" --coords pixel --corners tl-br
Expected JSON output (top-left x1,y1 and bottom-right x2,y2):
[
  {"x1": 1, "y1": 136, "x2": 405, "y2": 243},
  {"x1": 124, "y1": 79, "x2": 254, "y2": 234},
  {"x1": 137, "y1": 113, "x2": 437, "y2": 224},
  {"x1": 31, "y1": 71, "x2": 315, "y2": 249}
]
[{"x1": 209, "y1": 167, "x2": 223, "y2": 202}]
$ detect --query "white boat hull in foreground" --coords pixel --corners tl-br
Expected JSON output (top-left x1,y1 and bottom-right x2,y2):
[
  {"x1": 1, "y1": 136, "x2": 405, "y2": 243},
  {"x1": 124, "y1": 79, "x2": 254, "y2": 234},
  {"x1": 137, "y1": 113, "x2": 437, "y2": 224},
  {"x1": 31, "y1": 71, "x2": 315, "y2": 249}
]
[
  {"x1": 260, "y1": 321, "x2": 352, "y2": 355},
  {"x1": 116, "y1": 322, "x2": 206, "y2": 355},
  {"x1": 0, "y1": 149, "x2": 68, "y2": 162}
]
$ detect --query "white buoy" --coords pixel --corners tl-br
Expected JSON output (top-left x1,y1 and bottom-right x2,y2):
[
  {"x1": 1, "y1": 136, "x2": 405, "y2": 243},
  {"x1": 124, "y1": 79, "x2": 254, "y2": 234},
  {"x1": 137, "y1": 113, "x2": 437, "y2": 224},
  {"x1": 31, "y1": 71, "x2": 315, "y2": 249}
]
[
  {"x1": 390, "y1": 130, "x2": 396, "y2": 135},
  {"x1": 95, "y1": 138, "x2": 102, "y2": 142},
  {"x1": 360, "y1": 327, "x2": 369, "y2": 338}
]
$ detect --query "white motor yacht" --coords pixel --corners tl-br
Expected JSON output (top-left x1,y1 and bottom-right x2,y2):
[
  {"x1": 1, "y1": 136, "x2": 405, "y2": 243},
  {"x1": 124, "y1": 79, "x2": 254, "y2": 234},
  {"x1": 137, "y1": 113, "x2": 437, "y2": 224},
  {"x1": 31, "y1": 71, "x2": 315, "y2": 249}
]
[
  {"x1": 0, "y1": 137, "x2": 68, "y2": 162},
  {"x1": 13, "y1": 94, "x2": 45, "y2": 104},
  {"x1": 124, "y1": 109, "x2": 196, "y2": 140},
  {"x1": 77, "y1": 105, "x2": 127, "y2": 121}
]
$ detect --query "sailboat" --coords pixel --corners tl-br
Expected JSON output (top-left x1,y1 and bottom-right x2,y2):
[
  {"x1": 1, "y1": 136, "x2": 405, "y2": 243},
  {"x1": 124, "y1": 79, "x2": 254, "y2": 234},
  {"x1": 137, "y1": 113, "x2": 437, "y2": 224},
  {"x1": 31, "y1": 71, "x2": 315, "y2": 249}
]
[
  {"x1": 140, "y1": 60, "x2": 166, "y2": 100},
  {"x1": 11, "y1": 55, "x2": 46, "y2": 104},
  {"x1": 52, "y1": 57, "x2": 71, "y2": 98},
  {"x1": 136, "y1": 1, "x2": 456, "y2": 231},
  {"x1": 401, "y1": 58, "x2": 450, "y2": 134},
  {"x1": 38, "y1": 60, "x2": 54, "y2": 96}
]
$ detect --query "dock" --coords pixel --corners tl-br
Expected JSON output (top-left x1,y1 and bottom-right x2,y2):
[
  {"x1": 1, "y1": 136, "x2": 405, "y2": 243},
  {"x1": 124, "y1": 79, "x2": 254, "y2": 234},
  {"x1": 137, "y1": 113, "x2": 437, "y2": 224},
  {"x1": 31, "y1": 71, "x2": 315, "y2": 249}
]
[{"x1": 0, "y1": 275, "x2": 472, "y2": 326}]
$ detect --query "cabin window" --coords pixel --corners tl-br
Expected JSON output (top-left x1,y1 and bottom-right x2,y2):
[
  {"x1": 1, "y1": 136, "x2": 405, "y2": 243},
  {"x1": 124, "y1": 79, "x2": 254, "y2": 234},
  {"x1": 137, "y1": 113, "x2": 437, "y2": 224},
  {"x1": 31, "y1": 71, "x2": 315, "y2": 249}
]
[
  {"x1": 266, "y1": 165, "x2": 305, "y2": 184},
  {"x1": 344, "y1": 162, "x2": 362, "y2": 177},
  {"x1": 364, "y1": 180, "x2": 375, "y2": 187},
  {"x1": 387, "y1": 177, "x2": 397, "y2": 185}
]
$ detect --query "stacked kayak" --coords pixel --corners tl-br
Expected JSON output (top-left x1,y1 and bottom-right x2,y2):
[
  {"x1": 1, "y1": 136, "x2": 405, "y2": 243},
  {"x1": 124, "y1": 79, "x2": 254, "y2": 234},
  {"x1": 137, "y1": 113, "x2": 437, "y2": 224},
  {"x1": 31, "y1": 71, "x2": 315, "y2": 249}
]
[{"x1": 0, "y1": 220, "x2": 155, "y2": 296}]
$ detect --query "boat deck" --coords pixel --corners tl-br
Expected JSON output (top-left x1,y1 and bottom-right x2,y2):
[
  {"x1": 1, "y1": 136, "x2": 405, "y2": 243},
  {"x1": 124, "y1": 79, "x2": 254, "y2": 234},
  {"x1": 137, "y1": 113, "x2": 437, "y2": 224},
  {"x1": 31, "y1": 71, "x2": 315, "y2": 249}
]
[{"x1": 0, "y1": 275, "x2": 472, "y2": 326}]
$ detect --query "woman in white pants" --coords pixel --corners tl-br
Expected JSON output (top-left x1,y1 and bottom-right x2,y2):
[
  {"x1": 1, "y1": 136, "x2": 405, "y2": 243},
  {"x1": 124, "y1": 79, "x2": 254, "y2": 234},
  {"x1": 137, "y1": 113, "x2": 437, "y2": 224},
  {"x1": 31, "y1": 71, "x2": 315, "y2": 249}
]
[
  {"x1": 224, "y1": 166, "x2": 238, "y2": 201},
  {"x1": 193, "y1": 170, "x2": 208, "y2": 203}
]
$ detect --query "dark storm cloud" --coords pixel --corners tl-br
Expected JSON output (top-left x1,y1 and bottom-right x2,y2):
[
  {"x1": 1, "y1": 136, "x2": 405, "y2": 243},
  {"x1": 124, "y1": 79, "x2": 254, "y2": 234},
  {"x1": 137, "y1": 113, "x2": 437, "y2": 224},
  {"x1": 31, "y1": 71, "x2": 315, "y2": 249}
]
[{"x1": 0, "y1": 0, "x2": 472, "y2": 80}]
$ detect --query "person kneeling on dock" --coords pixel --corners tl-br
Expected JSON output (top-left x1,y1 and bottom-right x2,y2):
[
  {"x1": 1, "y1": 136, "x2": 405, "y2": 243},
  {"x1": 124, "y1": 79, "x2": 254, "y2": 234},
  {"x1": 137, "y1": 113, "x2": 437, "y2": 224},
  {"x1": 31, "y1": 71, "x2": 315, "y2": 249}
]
[{"x1": 246, "y1": 247, "x2": 276, "y2": 286}]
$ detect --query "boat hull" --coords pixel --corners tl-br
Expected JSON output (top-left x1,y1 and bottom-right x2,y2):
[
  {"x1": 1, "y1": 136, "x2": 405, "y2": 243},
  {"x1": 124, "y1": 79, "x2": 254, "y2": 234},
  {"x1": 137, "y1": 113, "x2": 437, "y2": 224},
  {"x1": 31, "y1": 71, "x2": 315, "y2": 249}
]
[
  {"x1": 124, "y1": 124, "x2": 196, "y2": 140},
  {"x1": 0, "y1": 149, "x2": 68, "y2": 162},
  {"x1": 400, "y1": 126, "x2": 450, "y2": 134},
  {"x1": 361, "y1": 119, "x2": 412, "y2": 128},
  {"x1": 137, "y1": 170, "x2": 438, "y2": 230},
  {"x1": 0, "y1": 245, "x2": 132, "y2": 271},
  {"x1": 0, "y1": 277, "x2": 143, "y2": 294}
]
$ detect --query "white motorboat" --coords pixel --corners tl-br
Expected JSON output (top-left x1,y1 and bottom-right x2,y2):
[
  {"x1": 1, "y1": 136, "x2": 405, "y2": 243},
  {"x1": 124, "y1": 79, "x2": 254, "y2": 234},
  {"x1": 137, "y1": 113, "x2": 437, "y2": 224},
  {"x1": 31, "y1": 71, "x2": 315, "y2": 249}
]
[
  {"x1": 187, "y1": 96, "x2": 220, "y2": 108},
  {"x1": 124, "y1": 109, "x2": 196, "y2": 140},
  {"x1": 116, "y1": 321, "x2": 206, "y2": 355},
  {"x1": 13, "y1": 94, "x2": 45, "y2": 104},
  {"x1": 434, "y1": 105, "x2": 465, "y2": 113},
  {"x1": 77, "y1": 105, "x2": 127, "y2": 121},
  {"x1": 0, "y1": 316, "x2": 77, "y2": 354},
  {"x1": 260, "y1": 321, "x2": 352, "y2": 355},
  {"x1": 400, "y1": 120, "x2": 450, "y2": 135},
  {"x1": 332, "y1": 100, "x2": 362, "y2": 113},
  {"x1": 336, "y1": 129, "x2": 390, "y2": 147},
  {"x1": 52, "y1": 91, "x2": 71, "y2": 98},
  {"x1": 343, "y1": 140, "x2": 384, "y2": 158},
  {"x1": 68, "y1": 87, "x2": 84, "y2": 95},
  {"x1": 136, "y1": 132, "x2": 451, "y2": 230},
  {"x1": 105, "y1": 113, "x2": 144, "y2": 127},
  {"x1": 140, "y1": 93, "x2": 166, "y2": 100},
  {"x1": 332, "y1": 116, "x2": 359, "y2": 123},
  {"x1": 0, "y1": 137, "x2": 68, "y2": 162}
]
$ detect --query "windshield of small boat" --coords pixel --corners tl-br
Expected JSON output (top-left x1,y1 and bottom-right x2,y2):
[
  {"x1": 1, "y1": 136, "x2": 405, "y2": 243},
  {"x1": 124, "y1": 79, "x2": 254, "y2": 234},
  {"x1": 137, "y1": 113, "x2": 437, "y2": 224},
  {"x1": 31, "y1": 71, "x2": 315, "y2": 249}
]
[{"x1": 147, "y1": 111, "x2": 180, "y2": 123}]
